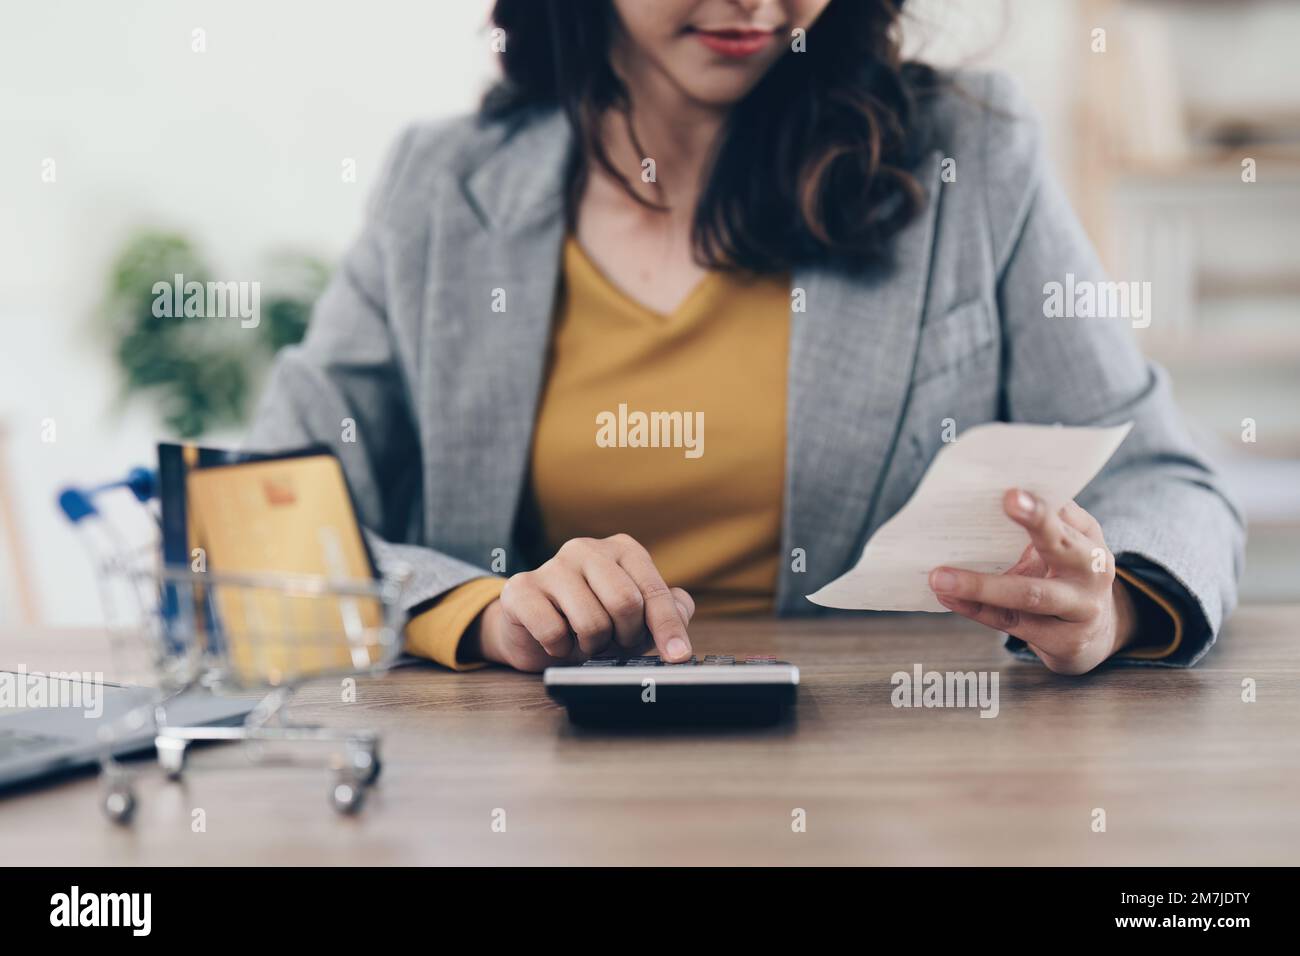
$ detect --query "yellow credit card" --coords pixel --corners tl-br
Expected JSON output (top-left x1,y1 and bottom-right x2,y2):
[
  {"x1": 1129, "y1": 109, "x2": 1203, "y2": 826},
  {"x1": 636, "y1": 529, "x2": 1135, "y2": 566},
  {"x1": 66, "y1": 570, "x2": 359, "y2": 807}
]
[{"x1": 185, "y1": 454, "x2": 384, "y2": 685}]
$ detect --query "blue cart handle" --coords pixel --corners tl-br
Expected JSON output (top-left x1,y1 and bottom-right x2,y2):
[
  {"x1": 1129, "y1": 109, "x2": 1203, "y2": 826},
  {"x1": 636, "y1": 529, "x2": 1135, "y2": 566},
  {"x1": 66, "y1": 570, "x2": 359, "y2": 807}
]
[{"x1": 58, "y1": 467, "x2": 157, "y2": 524}]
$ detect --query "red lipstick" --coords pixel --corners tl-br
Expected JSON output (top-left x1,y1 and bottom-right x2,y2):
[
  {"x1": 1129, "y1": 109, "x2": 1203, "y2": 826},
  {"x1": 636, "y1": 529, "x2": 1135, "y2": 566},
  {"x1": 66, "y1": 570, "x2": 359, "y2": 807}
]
[{"x1": 691, "y1": 27, "x2": 776, "y2": 59}]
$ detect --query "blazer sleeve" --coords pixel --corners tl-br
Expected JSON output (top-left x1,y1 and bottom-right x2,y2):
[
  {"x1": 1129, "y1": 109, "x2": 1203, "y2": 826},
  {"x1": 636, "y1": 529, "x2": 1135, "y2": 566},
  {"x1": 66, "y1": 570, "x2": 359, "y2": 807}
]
[
  {"x1": 243, "y1": 126, "x2": 496, "y2": 658},
  {"x1": 983, "y1": 73, "x2": 1246, "y2": 667}
]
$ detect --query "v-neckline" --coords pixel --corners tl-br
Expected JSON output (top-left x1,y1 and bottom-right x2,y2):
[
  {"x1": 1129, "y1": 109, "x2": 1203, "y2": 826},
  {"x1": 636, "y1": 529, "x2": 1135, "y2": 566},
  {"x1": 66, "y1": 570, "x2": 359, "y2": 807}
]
[{"x1": 566, "y1": 237, "x2": 723, "y2": 323}]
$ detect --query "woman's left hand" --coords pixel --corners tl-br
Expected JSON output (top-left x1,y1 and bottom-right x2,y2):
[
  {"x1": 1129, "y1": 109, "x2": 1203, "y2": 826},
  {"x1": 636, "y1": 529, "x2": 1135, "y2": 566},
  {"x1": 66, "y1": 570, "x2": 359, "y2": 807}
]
[{"x1": 928, "y1": 488, "x2": 1140, "y2": 675}]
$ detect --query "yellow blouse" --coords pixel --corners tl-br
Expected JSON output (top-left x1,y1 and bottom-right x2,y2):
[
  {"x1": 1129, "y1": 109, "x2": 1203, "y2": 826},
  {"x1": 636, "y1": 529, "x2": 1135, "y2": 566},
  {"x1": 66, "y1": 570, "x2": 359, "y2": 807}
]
[{"x1": 529, "y1": 238, "x2": 790, "y2": 615}]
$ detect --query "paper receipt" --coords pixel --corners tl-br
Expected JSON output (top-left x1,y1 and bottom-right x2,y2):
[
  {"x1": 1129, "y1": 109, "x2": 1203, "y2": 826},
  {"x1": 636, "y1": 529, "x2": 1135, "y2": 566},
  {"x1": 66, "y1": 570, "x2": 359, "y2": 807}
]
[{"x1": 805, "y1": 422, "x2": 1133, "y2": 612}]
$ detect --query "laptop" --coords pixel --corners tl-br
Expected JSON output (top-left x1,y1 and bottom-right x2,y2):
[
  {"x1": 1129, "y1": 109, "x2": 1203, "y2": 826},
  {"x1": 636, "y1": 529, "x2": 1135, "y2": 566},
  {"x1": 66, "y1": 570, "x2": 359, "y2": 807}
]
[{"x1": 0, "y1": 671, "x2": 253, "y2": 790}]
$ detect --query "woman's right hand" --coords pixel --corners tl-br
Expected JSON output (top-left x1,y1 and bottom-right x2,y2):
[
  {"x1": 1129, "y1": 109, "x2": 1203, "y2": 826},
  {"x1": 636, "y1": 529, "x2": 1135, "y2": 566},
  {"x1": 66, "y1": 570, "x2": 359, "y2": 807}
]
[{"x1": 472, "y1": 534, "x2": 695, "y2": 673}]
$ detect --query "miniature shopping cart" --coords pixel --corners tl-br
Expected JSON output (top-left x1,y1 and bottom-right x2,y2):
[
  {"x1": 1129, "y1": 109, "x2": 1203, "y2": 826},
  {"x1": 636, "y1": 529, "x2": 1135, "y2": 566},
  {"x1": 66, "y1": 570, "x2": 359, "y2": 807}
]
[{"x1": 58, "y1": 466, "x2": 409, "y2": 823}]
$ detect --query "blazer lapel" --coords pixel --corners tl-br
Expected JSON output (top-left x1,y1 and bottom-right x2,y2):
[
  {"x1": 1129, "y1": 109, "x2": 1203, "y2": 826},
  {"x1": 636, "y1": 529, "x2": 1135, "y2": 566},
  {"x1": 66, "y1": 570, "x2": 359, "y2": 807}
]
[
  {"x1": 777, "y1": 151, "x2": 943, "y2": 613},
  {"x1": 420, "y1": 111, "x2": 573, "y2": 570}
]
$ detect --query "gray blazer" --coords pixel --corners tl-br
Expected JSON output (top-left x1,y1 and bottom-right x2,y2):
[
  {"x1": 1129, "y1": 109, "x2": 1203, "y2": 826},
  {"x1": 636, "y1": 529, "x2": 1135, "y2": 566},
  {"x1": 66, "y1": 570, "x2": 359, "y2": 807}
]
[{"x1": 246, "y1": 70, "x2": 1243, "y2": 667}]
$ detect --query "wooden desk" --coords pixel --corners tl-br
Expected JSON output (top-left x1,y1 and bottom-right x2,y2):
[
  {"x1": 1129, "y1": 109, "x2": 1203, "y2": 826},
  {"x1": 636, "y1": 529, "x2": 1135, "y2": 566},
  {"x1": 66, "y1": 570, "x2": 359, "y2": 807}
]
[{"x1": 2, "y1": 606, "x2": 1298, "y2": 865}]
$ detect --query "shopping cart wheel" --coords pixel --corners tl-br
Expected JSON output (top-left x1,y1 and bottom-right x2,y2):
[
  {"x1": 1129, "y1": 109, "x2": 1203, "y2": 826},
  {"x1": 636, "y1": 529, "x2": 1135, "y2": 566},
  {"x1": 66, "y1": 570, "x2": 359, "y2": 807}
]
[
  {"x1": 156, "y1": 736, "x2": 187, "y2": 780},
  {"x1": 102, "y1": 783, "x2": 137, "y2": 825},
  {"x1": 346, "y1": 742, "x2": 381, "y2": 785},
  {"x1": 330, "y1": 777, "x2": 366, "y2": 815}
]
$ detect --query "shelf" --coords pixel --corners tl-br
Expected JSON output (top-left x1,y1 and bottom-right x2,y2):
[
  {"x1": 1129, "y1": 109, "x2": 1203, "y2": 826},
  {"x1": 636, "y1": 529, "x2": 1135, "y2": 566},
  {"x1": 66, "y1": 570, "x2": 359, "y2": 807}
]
[
  {"x1": 1113, "y1": 157, "x2": 1300, "y2": 185},
  {"x1": 1199, "y1": 274, "x2": 1300, "y2": 298},
  {"x1": 1145, "y1": 333, "x2": 1300, "y2": 368}
]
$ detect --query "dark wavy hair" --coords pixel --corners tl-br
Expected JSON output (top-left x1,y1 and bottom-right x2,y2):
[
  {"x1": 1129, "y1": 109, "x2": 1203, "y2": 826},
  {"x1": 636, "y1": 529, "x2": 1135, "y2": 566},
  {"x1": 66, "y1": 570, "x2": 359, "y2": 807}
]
[{"x1": 483, "y1": 0, "x2": 937, "y2": 274}]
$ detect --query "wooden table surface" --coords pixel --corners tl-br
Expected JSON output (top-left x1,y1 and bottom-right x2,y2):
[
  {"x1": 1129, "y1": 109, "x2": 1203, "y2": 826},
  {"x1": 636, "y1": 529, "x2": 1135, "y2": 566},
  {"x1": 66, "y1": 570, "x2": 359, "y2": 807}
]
[{"x1": 2, "y1": 606, "x2": 1298, "y2": 866}]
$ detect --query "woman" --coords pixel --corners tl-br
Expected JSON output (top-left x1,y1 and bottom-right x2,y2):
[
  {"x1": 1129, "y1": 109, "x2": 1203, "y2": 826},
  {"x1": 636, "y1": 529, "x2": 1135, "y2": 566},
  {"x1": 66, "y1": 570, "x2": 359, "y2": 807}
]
[{"x1": 247, "y1": 0, "x2": 1242, "y2": 674}]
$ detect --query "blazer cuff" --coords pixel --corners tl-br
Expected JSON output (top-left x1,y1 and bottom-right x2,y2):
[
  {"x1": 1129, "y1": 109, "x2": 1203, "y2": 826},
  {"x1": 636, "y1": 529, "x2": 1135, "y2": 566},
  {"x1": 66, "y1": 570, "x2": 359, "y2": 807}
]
[
  {"x1": 404, "y1": 577, "x2": 505, "y2": 671},
  {"x1": 1114, "y1": 565, "x2": 1182, "y2": 661}
]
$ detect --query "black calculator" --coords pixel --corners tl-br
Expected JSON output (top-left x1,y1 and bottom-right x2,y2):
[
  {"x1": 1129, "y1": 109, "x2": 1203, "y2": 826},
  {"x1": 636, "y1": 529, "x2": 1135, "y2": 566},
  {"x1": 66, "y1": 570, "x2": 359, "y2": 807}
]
[{"x1": 544, "y1": 655, "x2": 799, "y2": 726}]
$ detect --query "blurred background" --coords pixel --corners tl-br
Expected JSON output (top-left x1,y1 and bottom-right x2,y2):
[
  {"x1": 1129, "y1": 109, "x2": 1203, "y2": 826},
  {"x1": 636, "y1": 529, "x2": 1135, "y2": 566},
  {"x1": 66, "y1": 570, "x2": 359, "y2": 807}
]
[{"x1": 2, "y1": 0, "x2": 1297, "y2": 627}]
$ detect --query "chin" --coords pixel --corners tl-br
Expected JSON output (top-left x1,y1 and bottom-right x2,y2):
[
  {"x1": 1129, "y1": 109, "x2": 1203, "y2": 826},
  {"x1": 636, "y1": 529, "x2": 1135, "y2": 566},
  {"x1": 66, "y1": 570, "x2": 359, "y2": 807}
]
[{"x1": 676, "y1": 71, "x2": 768, "y2": 109}]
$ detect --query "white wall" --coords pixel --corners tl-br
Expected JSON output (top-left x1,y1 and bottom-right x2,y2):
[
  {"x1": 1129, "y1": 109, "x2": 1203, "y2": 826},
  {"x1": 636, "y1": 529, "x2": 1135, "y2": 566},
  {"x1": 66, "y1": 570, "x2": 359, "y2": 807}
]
[
  {"x1": 903, "y1": 0, "x2": 1080, "y2": 187},
  {"x1": 0, "y1": 0, "x2": 496, "y2": 625}
]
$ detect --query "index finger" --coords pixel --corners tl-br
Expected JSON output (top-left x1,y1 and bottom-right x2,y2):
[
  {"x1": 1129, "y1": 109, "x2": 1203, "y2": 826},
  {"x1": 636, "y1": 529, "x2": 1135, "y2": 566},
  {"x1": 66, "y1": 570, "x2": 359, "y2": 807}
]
[
  {"x1": 615, "y1": 546, "x2": 693, "y2": 662},
  {"x1": 1059, "y1": 500, "x2": 1104, "y2": 544},
  {"x1": 1003, "y1": 488, "x2": 1092, "y2": 575}
]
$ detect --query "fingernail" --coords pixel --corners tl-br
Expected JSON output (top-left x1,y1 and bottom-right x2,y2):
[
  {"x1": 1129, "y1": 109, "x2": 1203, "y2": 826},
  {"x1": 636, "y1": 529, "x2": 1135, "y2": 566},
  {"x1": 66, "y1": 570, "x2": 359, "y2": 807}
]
[
  {"x1": 930, "y1": 569, "x2": 958, "y2": 593},
  {"x1": 666, "y1": 637, "x2": 690, "y2": 660},
  {"x1": 1014, "y1": 490, "x2": 1036, "y2": 517}
]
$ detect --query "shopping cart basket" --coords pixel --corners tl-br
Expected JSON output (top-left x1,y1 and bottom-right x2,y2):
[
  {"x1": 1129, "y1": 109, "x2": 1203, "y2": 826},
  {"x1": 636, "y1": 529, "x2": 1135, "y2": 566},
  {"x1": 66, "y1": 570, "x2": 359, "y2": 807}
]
[{"x1": 58, "y1": 466, "x2": 410, "y2": 823}]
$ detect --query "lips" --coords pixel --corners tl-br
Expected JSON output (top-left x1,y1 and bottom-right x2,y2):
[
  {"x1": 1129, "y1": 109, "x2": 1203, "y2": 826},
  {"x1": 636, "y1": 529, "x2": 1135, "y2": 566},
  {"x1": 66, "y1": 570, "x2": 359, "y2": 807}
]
[{"x1": 690, "y1": 27, "x2": 777, "y2": 59}]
